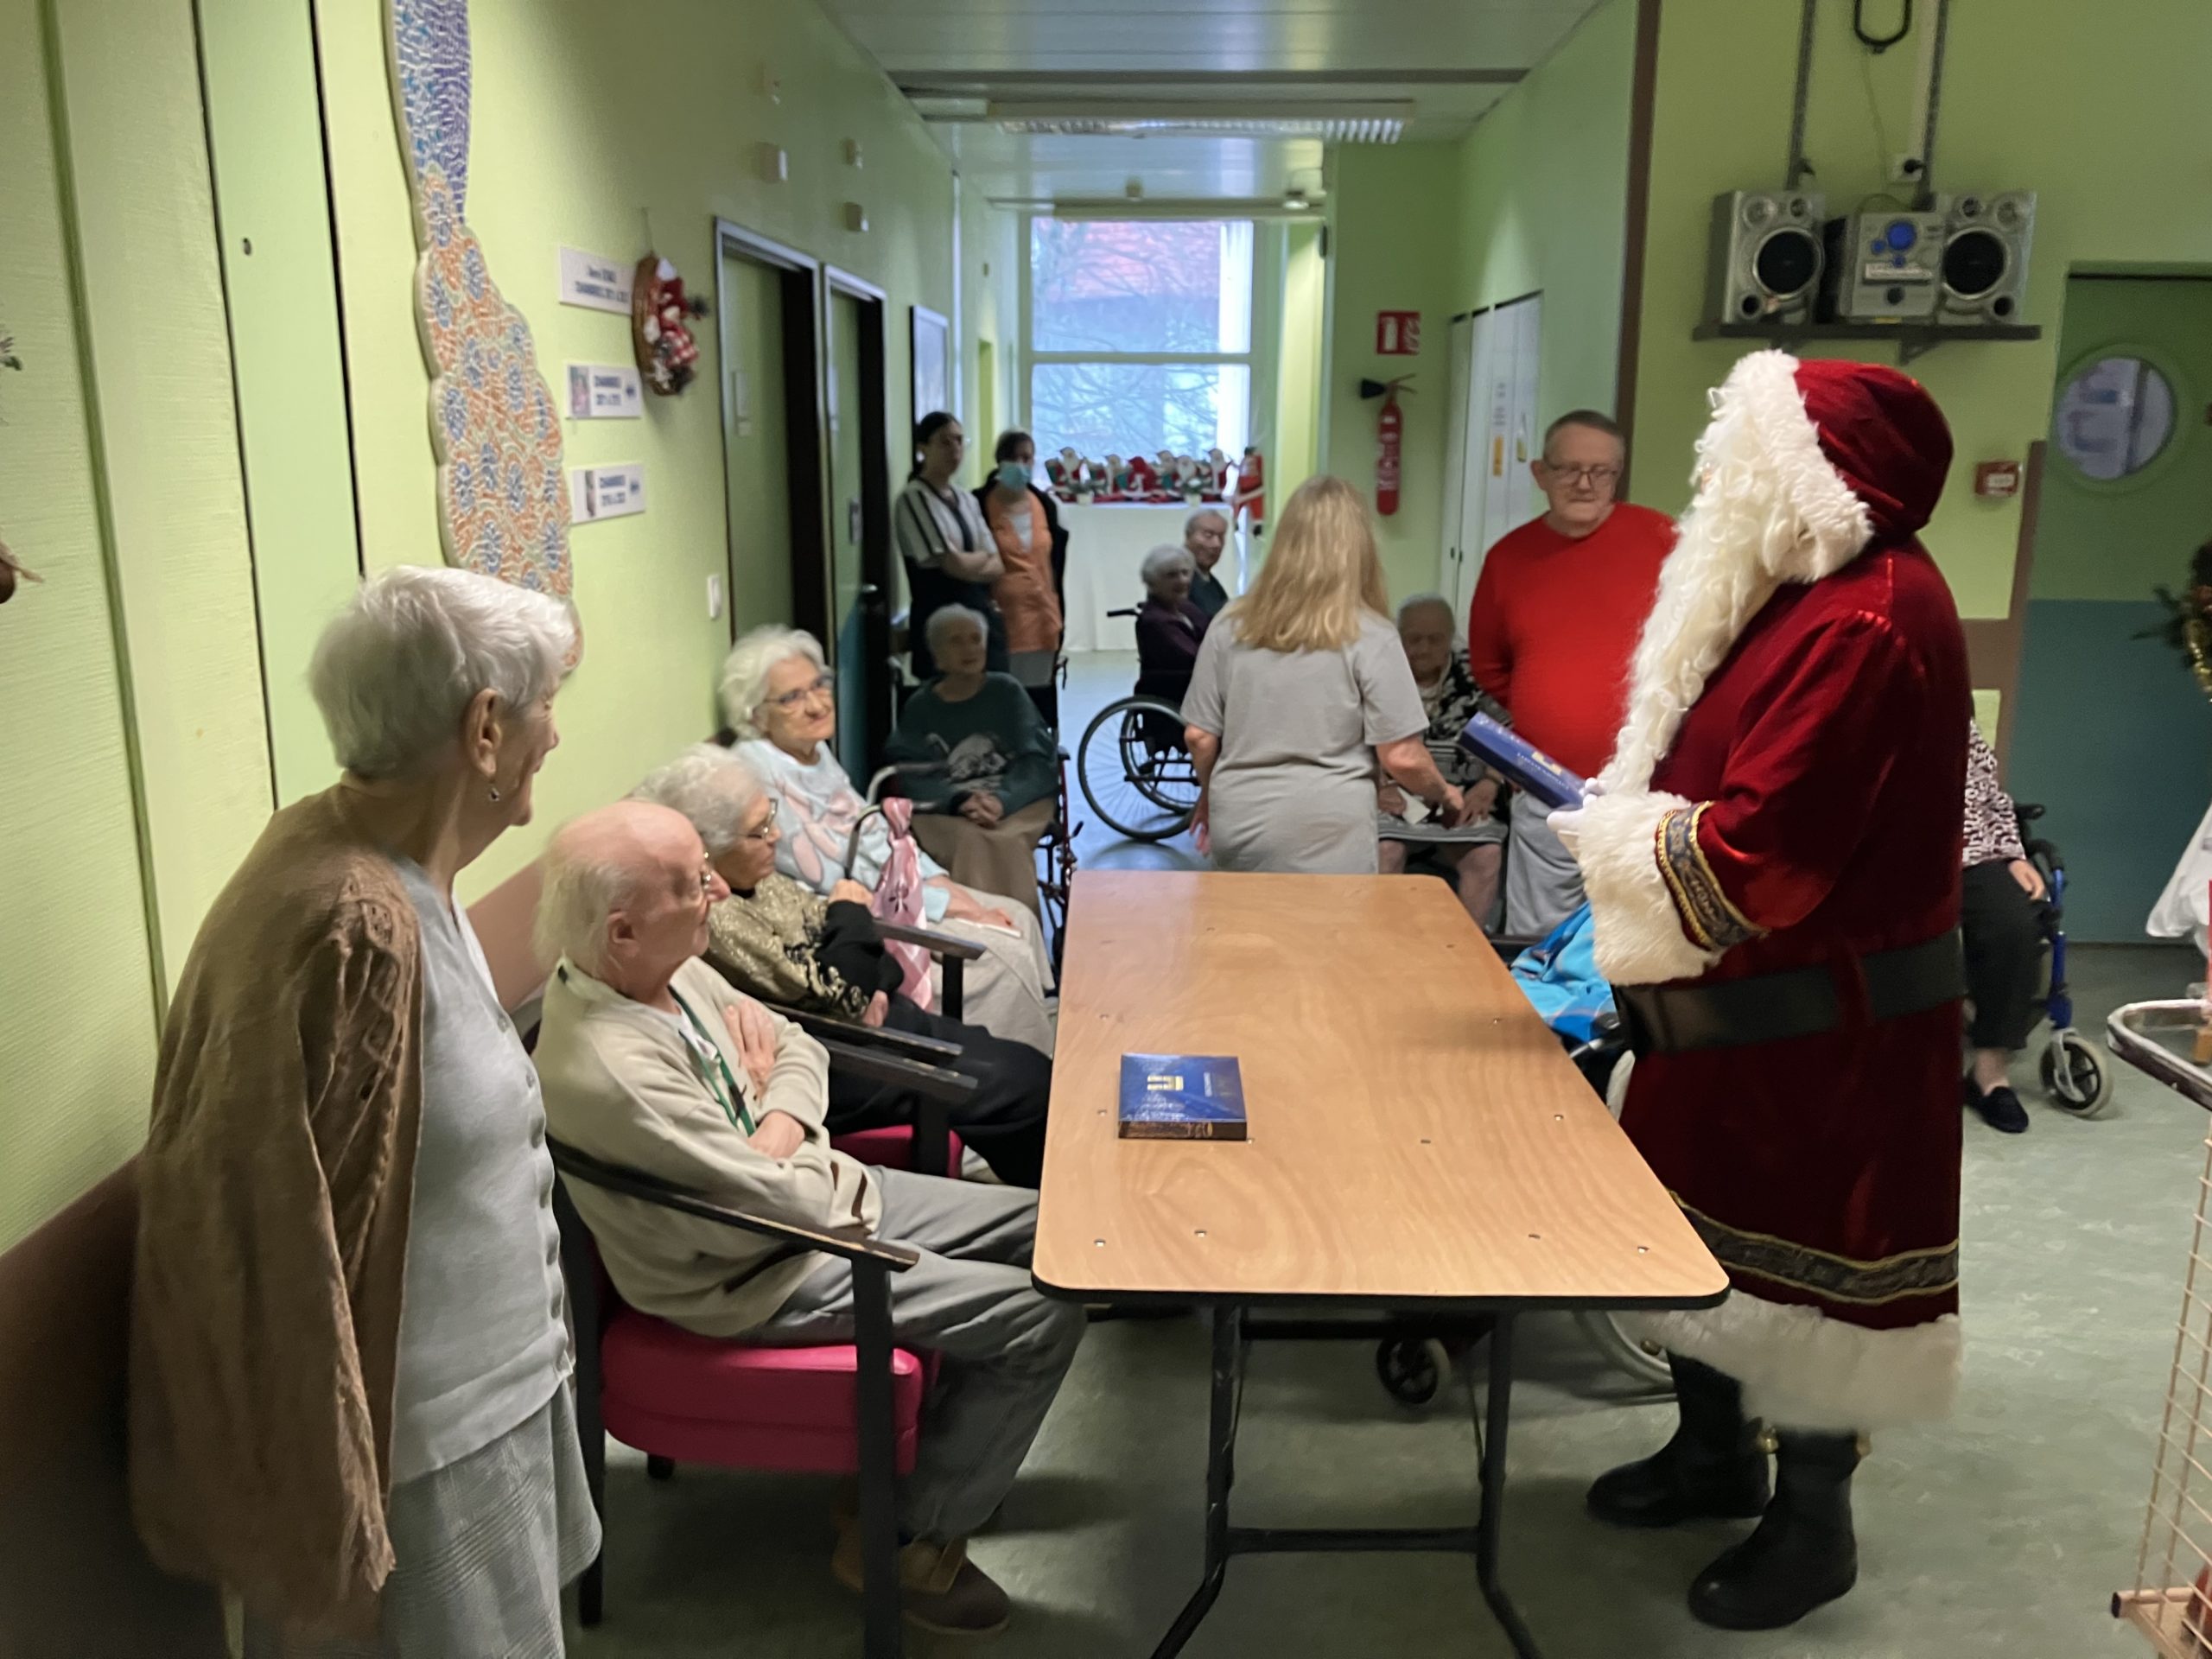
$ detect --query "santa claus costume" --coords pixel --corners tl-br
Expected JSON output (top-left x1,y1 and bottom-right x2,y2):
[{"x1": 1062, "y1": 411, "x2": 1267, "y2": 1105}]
[{"x1": 1559, "y1": 353, "x2": 1969, "y2": 1630}]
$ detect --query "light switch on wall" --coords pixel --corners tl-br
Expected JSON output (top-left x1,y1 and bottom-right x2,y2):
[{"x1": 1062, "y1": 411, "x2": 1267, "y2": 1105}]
[{"x1": 708, "y1": 574, "x2": 724, "y2": 619}]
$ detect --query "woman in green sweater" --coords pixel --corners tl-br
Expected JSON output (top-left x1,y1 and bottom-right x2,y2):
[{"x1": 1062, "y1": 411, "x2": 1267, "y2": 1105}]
[{"x1": 890, "y1": 604, "x2": 1057, "y2": 915}]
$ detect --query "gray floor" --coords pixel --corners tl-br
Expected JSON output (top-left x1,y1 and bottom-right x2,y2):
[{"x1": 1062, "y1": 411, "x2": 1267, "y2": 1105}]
[{"x1": 568, "y1": 658, "x2": 2210, "y2": 1656}]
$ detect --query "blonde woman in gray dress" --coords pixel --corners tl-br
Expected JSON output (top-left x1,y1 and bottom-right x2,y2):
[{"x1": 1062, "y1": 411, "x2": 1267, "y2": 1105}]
[{"x1": 1182, "y1": 476, "x2": 1470, "y2": 874}]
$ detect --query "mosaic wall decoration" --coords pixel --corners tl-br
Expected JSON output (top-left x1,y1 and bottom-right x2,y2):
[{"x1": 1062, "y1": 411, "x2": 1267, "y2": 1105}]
[{"x1": 386, "y1": 0, "x2": 571, "y2": 598}]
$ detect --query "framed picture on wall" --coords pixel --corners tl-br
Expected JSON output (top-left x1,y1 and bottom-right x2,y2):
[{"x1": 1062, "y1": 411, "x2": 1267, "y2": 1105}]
[{"x1": 910, "y1": 304, "x2": 951, "y2": 439}]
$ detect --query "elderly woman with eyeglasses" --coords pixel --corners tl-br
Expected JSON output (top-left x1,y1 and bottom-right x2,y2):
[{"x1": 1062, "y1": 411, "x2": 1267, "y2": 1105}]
[
  {"x1": 131, "y1": 567, "x2": 596, "y2": 1654},
  {"x1": 634, "y1": 744, "x2": 1051, "y2": 1185},
  {"x1": 721, "y1": 625, "x2": 1056, "y2": 1054}
]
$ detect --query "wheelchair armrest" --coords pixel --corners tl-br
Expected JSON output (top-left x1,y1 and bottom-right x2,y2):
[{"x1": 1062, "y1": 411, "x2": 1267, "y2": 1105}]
[
  {"x1": 1488, "y1": 934, "x2": 1540, "y2": 963},
  {"x1": 2014, "y1": 802, "x2": 2046, "y2": 824},
  {"x1": 548, "y1": 1137, "x2": 919, "y2": 1268},
  {"x1": 877, "y1": 921, "x2": 987, "y2": 962}
]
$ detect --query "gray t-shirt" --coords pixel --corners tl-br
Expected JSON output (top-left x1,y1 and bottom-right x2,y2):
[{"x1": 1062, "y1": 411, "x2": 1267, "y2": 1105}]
[
  {"x1": 388, "y1": 858, "x2": 571, "y2": 1482},
  {"x1": 1182, "y1": 609, "x2": 1427, "y2": 874}
]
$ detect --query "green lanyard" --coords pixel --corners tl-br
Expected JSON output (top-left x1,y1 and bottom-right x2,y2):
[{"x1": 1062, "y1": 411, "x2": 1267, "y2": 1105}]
[{"x1": 671, "y1": 990, "x2": 755, "y2": 1135}]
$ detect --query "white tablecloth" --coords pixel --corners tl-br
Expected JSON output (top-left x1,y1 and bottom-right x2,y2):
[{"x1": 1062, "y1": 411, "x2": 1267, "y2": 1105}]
[{"x1": 1058, "y1": 502, "x2": 1247, "y2": 652}]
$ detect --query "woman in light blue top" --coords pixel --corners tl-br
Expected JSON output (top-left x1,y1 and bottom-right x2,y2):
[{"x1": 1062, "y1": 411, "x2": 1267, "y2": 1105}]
[{"x1": 719, "y1": 625, "x2": 1056, "y2": 1054}]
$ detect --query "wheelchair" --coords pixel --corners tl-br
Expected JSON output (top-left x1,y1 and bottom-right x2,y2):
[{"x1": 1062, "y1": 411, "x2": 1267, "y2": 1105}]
[
  {"x1": 2015, "y1": 802, "x2": 2114, "y2": 1116},
  {"x1": 1073, "y1": 607, "x2": 1204, "y2": 843}
]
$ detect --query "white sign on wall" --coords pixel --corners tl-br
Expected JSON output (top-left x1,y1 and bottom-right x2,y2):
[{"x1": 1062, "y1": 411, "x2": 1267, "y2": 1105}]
[
  {"x1": 569, "y1": 462, "x2": 645, "y2": 523},
  {"x1": 558, "y1": 246, "x2": 633, "y2": 314},
  {"x1": 566, "y1": 362, "x2": 642, "y2": 419}
]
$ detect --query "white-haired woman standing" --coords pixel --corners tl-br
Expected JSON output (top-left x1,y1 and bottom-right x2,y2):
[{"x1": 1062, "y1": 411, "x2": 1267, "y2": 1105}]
[
  {"x1": 1183, "y1": 476, "x2": 1469, "y2": 874},
  {"x1": 721, "y1": 625, "x2": 1055, "y2": 1053},
  {"x1": 887, "y1": 605, "x2": 1058, "y2": 915},
  {"x1": 131, "y1": 567, "x2": 597, "y2": 1655}
]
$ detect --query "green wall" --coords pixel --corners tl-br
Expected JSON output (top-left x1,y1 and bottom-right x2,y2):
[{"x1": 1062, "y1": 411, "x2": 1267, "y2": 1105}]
[
  {"x1": 312, "y1": 0, "x2": 961, "y2": 900},
  {"x1": 1451, "y1": 0, "x2": 1637, "y2": 441},
  {"x1": 1629, "y1": 0, "x2": 2212, "y2": 620},
  {"x1": 1273, "y1": 220, "x2": 1326, "y2": 511},
  {"x1": 1320, "y1": 143, "x2": 1463, "y2": 602}
]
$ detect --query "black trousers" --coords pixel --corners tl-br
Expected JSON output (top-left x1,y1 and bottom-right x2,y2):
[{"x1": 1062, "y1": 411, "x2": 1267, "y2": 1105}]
[
  {"x1": 824, "y1": 996, "x2": 1052, "y2": 1186},
  {"x1": 1961, "y1": 860, "x2": 2044, "y2": 1052}
]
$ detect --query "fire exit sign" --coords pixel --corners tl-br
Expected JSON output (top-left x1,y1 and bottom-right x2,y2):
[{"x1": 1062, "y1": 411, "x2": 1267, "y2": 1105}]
[{"x1": 1376, "y1": 311, "x2": 1421, "y2": 355}]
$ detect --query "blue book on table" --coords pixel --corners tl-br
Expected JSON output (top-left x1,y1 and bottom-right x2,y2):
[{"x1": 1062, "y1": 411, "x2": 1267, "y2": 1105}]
[
  {"x1": 1119, "y1": 1054, "x2": 1248, "y2": 1141},
  {"x1": 1456, "y1": 712, "x2": 1589, "y2": 811}
]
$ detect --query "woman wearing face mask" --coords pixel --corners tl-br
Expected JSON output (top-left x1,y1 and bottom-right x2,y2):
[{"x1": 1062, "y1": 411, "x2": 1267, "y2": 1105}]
[
  {"x1": 896, "y1": 412, "x2": 1007, "y2": 682},
  {"x1": 975, "y1": 429, "x2": 1065, "y2": 721}
]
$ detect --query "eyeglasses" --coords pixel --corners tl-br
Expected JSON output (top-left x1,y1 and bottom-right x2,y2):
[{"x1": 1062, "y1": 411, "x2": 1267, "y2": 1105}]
[
  {"x1": 1541, "y1": 463, "x2": 1622, "y2": 487},
  {"x1": 763, "y1": 673, "x2": 834, "y2": 710},
  {"x1": 740, "y1": 800, "x2": 780, "y2": 842}
]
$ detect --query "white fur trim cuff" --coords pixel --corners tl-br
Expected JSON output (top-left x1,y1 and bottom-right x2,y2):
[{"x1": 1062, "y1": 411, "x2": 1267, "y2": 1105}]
[
  {"x1": 1576, "y1": 790, "x2": 1720, "y2": 987},
  {"x1": 1623, "y1": 1296, "x2": 1961, "y2": 1433}
]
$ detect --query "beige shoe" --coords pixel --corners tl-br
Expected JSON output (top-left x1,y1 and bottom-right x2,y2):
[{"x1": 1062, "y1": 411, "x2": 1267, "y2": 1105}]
[{"x1": 832, "y1": 1517, "x2": 1011, "y2": 1636}]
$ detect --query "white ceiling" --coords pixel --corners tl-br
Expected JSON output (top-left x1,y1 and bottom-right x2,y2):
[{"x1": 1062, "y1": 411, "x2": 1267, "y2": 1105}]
[{"x1": 821, "y1": 0, "x2": 1611, "y2": 202}]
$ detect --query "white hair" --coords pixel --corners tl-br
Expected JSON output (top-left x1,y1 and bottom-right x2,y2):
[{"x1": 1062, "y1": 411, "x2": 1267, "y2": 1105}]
[
  {"x1": 533, "y1": 831, "x2": 633, "y2": 978},
  {"x1": 718, "y1": 625, "x2": 826, "y2": 739},
  {"x1": 925, "y1": 603, "x2": 989, "y2": 656},
  {"x1": 1396, "y1": 592, "x2": 1456, "y2": 628},
  {"x1": 1185, "y1": 507, "x2": 1228, "y2": 540},
  {"x1": 632, "y1": 743, "x2": 765, "y2": 855},
  {"x1": 1141, "y1": 543, "x2": 1195, "y2": 589},
  {"x1": 308, "y1": 565, "x2": 577, "y2": 779}
]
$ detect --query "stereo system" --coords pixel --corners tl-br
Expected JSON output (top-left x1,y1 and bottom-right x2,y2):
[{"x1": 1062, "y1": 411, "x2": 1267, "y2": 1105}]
[
  {"x1": 1707, "y1": 190, "x2": 1827, "y2": 325},
  {"x1": 1707, "y1": 188, "x2": 2036, "y2": 328},
  {"x1": 1935, "y1": 190, "x2": 2036, "y2": 324}
]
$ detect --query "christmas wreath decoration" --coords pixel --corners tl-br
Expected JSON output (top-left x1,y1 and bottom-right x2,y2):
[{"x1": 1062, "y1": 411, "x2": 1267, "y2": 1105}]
[{"x1": 632, "y1": 254, "x2": 710, "y2": 396}]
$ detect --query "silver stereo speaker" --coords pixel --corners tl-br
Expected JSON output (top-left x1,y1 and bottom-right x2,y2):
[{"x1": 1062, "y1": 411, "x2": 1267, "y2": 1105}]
[
  {"x1": 1936, "y1": 190, "x2": 2036, "y2": 325},
  {"x1": 1707, "y1": 190, "x2": 1826, "y2": 325},
  {"x1": 1819, "y1": 209, "x2": 1946, "y2": 321}
]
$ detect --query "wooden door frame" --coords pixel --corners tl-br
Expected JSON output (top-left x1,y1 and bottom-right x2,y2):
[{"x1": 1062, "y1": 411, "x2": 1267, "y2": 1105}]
[
  {"x1": 824, "y1": 265, "x2": 895, "y2": 765},
  {"x1": 714, "y1": 219, "x2": 830, "y2": 644}
]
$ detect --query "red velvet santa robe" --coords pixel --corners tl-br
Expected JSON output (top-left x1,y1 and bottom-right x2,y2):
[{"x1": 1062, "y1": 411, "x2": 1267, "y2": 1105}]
[{"x1": 1573, "y1": 352, "x2": 1969, "y2": 1432}]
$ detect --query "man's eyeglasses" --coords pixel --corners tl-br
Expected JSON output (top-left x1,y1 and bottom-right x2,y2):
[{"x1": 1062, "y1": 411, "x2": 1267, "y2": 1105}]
[
  {"x1": 1542, "y1": 463, "x2": 1622, "y2": 488},
  {"x1": 763, "y1": 673, "x2": 834, "y2": 711}
]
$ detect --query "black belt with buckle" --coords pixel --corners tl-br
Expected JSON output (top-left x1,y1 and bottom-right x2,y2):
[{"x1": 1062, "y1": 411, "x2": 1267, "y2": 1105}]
[{"x1": 1614, "y1": 929, "x2": 1964, "y2": 1056}]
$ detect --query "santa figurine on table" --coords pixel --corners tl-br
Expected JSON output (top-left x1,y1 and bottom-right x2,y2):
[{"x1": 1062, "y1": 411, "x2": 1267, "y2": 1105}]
[{"x1": 1551, "y1": 353, "x2": 1969, "y2": 1631}]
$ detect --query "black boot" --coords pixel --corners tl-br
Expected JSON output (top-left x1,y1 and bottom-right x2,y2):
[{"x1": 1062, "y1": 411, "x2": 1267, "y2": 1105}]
[
  {"x1": 1586, "y1": 1354, "x2": 1770, "y2": 1529},
  {"x1": 1688, "y1": 1429, "x2": 1862, "y2": 1630}
]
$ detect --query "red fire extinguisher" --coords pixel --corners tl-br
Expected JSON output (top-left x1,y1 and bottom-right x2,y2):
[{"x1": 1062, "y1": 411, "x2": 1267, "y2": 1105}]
[{"x1": 1361, "y1": 375, "x2": 1415, "y2": 518}]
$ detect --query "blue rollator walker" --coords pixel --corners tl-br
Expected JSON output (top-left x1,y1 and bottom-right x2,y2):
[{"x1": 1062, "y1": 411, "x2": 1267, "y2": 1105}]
[{"x1": 2016, "y1": 802, "x2": 2115, "y2": 1116}]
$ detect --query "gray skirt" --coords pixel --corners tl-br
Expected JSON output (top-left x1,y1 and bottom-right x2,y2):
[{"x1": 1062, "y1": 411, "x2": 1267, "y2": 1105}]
[{"x1": 245, "y1": 1382, "x2": 600, "y2": 1659}]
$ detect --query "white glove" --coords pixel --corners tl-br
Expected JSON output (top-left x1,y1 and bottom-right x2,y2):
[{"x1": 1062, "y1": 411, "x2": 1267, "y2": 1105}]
[{"x1": 1544, "y1": 778, "x2": 1606, "y2": 861}]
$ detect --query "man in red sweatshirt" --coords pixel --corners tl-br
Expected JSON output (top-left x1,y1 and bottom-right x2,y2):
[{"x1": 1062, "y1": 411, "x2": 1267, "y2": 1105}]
[{"x1": 1466, "y1": 410, "x2": 1674, "y2": 934}]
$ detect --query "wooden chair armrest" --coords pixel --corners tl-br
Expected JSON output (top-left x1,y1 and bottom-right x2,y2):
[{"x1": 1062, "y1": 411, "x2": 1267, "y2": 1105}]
[
  {"x1": 766, "y1": 1003, "x2": 965, "y2": 1063},
  {"x1": 875, "y1": 921, "x2": 986, "y2": 962},
  {"x1": 817, "y1": 1037, "x2": 978, "y2": 1105},
  {"x1": 547, "y1": 1137, "x2": 918, "y2": 1268}
]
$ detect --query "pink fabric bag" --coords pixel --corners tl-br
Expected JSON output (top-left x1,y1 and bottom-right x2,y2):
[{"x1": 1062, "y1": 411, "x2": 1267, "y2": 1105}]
[{"x1": 868, "y1": 799, "x2": 936, "y2": 1013}]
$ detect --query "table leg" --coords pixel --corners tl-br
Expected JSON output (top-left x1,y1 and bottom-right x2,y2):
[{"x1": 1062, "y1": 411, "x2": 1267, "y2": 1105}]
[
  {"x1": 1148, "y1": 1305, "x2": 1243, "y2": 1659},
  {"x1": 1475, "y1": 1313, "x2": 1544, "y2": 1659}
]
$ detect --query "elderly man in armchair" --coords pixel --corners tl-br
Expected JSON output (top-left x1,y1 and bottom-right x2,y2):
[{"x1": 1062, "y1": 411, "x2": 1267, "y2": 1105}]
[{"x1": 531, "y1": 800, "x2": 1084, "y2": 1637}]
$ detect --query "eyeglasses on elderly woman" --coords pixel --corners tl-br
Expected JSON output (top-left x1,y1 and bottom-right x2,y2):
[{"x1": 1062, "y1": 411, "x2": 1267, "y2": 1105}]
[{"x1": 762, "y1": 672, "x2": 834, "y2": 711}]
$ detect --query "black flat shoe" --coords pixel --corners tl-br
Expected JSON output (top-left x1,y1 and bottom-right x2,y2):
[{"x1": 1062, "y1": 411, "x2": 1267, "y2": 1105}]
[{"x1": 1964, "y1": 1078, "x2": 2029, "y2": 1134}]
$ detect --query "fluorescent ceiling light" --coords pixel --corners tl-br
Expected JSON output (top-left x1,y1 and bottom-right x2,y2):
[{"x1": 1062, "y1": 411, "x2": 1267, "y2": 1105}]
[{"x1": 985, "y1": 101, "x2": 1408, "y2": 144}]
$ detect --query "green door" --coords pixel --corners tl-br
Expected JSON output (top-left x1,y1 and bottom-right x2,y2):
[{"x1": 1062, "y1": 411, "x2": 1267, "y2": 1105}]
[
  {"x1": 719, "y1": 251, "x2": 794, "y2": 638},
  {"x1": 2012, "y1": 275, "x2": 2212, "y2": 939},
  {"x1": 828, "y1": 289, "x2": 871, "y2": 779}
]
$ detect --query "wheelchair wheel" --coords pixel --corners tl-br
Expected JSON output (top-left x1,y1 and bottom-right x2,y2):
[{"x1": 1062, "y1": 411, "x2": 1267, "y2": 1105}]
[
  {"x1": 1376, "y1": 1337, "x2": 1452, "y2": 1408},
  {"x1": 2041, "y1": 1027, "x2": 2116, "y2": 1119},
  {"x1": 1077, "y1": 696, "x2": 1200, "y2": 842},
  {"x1": 1574, "y1": 1311, "x2": 1675, "y2": 1389}
]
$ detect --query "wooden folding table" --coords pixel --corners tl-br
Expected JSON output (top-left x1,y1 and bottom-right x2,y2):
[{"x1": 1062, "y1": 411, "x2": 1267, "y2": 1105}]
[{"x1": 1035, "y1": 871, "x2": 1728, "y2": 1659}]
